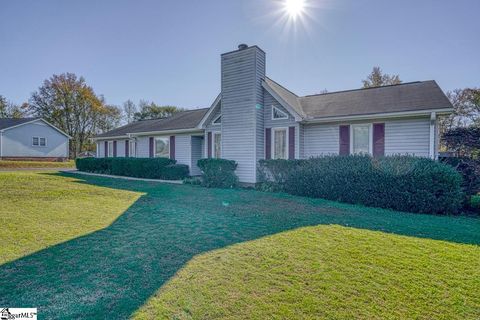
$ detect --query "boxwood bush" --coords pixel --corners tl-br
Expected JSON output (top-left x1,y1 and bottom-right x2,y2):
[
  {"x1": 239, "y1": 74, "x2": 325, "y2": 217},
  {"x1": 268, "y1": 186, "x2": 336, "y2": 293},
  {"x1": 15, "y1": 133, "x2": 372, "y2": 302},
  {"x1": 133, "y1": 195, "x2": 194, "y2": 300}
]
[
  {"x1": 75, "y1": 157, "x2": 189, "y2": 180},
  {"x1": 258, "y1": 155, "x2": 464, "y2": 215},
  {"x1": 197, "y1": 158, "x2": 238, "y2": 188}
]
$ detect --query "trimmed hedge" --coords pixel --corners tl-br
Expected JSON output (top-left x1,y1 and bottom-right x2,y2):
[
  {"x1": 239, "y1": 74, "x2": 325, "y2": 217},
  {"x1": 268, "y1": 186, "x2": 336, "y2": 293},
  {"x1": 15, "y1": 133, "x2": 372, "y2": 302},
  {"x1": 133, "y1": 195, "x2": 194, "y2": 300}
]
[
  {"x1": 258, "y1": 155, "x2": 464, "y2": 215},
  {"x1": 75, "y1": 157, "x2": 189, "y2": 180},
  {"x1": 197, "y1": 158, "x2": 238, "y2": 188}
]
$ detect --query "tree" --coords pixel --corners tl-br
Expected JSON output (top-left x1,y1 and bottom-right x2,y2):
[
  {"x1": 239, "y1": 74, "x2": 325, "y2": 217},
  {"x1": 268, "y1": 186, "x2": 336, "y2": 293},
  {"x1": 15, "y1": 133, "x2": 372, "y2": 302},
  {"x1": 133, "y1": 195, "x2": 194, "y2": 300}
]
[
  {"x1": 28, "y1": 73, "x2": 118, "y2": 158},
  {"x1": 443, "y1": 127, "x2": 480, "y2": 158},
  {"x1": 133, "y1": 100, "x2": 184, "y2": 121},
  {"x1": 122, "y1": 99, "x2": 137, "y2": 124},
  {"x1": 440, "y1": 88, "x2": 480, "y2": 131},
  {"x1": 0, "y1": 95, "x2": 27, "y2": 118},
  {"x1": 362, "y1": 67, "x2": 402, "y2": 88}
]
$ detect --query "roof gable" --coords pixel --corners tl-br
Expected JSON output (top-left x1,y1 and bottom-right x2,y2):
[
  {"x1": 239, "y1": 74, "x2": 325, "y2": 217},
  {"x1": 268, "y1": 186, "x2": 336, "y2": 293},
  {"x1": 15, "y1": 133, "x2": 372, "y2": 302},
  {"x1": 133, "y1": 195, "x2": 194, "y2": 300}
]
[{"x1": 0, "y1": 118, "x2": 71, "y2": 138}]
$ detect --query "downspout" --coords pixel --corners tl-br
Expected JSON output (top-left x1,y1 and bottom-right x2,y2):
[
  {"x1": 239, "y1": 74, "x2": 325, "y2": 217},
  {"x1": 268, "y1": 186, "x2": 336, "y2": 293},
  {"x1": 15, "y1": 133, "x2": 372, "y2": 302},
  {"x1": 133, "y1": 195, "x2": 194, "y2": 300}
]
[{"x1": 429, "y1": 112, "x2": 436, "y2": 160}]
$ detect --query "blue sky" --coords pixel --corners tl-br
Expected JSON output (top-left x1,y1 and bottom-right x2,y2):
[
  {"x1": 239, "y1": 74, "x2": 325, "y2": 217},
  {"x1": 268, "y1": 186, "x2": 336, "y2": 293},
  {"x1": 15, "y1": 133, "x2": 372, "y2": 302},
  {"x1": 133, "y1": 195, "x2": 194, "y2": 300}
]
[{"x1": 0, "y1": 0, "x2": 478, "y2": 109}]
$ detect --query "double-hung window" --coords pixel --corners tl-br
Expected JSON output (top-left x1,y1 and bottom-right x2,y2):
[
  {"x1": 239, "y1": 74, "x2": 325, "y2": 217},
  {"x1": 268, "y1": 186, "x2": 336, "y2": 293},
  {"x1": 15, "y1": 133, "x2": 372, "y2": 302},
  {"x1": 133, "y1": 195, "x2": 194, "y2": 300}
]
[
  {"x1": 155, "y1": 137, "x2": 170, "y2": 158},
  {"x1": 213, "y1": 132, "x2": 221, "y2": 158},
  {"x1": 32, "y1": 137, "x2": 46, "y2": 147},
  {"x1": 129, "y1": 140, "x2": 136, "y2": 157},
  {"x1": 272, "y1": 128, "x2": 288, "y2": 159},
  {"x1": 108, "y1": 141, "x2": 114, "y2": 157},
  {"x1": 351, "y1": 124, "x2": 372, "y2": 155}
]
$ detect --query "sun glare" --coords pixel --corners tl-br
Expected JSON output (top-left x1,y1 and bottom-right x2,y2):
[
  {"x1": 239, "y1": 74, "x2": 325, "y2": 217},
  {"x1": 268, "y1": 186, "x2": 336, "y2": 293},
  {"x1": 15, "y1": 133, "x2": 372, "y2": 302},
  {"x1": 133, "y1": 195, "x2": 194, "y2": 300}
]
[{"x1": 283, "y1": 0, "x2": 306, "y2": 20}]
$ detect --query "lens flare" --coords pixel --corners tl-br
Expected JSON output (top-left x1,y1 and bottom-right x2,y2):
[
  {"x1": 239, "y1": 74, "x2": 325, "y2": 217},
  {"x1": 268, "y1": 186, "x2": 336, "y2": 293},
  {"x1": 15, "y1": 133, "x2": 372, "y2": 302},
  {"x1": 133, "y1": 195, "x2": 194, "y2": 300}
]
[{"x1": 283, "y1": 0, "x2": 306, "y2": 20}]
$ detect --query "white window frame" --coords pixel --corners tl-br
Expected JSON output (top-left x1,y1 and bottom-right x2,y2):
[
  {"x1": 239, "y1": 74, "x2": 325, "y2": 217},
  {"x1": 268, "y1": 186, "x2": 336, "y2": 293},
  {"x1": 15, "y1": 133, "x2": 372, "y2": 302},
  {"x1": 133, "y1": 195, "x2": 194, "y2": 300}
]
[
  {"x1": 213, "y1": 131, "x2": 222, "y2": 158},
  {"x1": 32, "y1": 136, "x2": 47, "y2": 147},
  {"x1": 271, "y1": 127, "x2": 289, "y2": 160},
  {"x1": 129, "y1": 140, "x2": 136, "y2": 157},
  {"x1": 108, "y1": 141, "x2": 114, "y2": 157},
  {"x1": 350, "y1": 123, "x2": 373, "y2": 155},
  {"x1": 154, "y1": 136, "x2": 170, "y2": 158},
  {"x1": 212, "y1": 115, "x2": 221, "y2": 124},
  {"x1": 272, "y1": 106, "x2": 288, "y2": 120}
]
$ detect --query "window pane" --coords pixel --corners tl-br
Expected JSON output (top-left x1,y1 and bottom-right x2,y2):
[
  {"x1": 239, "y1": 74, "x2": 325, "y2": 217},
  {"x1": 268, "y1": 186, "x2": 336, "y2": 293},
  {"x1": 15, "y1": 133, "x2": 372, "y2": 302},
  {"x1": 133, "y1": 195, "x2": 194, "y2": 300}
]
[
  {"x1": 214, "y1": 133, "x2": 221, "y2": 158},
  {"x1": 108, "y1": 142, "x2": 113, "y2": 157},
  {"x1": 155, "y1": 137, "x2": 170, "y2": 158},
  {"x1": 353, "y1": 125, "x2": 370, "y2": 154},
  {"x1": 273, "y1": 107, "x2": 287, "y2": 119},
  {"x1": 274, "y1": 129, "x2": 287, "y2": 159},
  {"x1": 39, "y1": 138, "x2": 46, "y2": 146},
  {"x1": 129, "y1": 141, "x2": 135, "y2": 157},
  {"x1": 32, "y1": 137, "x2": 39, "y2": 146}
]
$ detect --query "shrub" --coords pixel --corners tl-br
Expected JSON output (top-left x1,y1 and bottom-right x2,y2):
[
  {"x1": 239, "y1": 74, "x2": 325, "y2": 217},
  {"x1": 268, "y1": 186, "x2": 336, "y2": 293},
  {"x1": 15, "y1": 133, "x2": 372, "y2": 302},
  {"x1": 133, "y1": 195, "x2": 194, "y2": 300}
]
[
  {"x1": 197, "y1": 158, "x2": 238, "y2": 188},
  {"x1": 471, "y1": 195, "x2": 480, "y2": 210},
  {"x1": 75, "y1": 157, "x2": 188, "y2": 180},
  {"x1": 258, "y1": 155, "x2": 464, "y2": 215},
  {"x1": 257, "y1": 159, "x2": 304, "y2": 191}
]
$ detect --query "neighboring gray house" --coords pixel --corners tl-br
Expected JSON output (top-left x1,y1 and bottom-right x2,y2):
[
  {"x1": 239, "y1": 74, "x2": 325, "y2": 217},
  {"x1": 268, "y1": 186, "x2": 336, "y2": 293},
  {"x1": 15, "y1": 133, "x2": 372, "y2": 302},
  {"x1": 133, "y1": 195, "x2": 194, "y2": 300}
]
[
  {"x1": 0, "y1": 118, "x2": 70, "y2": 161},
  {"x1": 93, "y1": 44, "x2": 453, "y2": 183}
]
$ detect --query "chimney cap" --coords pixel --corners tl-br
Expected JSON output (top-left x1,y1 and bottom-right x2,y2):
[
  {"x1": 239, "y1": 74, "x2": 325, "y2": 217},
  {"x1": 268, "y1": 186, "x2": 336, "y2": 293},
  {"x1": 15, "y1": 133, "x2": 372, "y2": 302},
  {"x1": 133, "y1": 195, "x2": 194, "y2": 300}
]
[{"x1": 238, "y1": 43, "x2": 248, "y2": 50}]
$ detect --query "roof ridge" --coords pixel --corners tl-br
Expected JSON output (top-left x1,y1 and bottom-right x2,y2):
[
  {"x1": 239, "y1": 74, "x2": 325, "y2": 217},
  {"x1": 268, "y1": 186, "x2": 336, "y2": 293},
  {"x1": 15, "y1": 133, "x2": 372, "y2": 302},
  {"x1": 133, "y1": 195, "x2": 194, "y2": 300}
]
[{"x1": 302, "y1": 81, "x2": 433, "y2": 98}]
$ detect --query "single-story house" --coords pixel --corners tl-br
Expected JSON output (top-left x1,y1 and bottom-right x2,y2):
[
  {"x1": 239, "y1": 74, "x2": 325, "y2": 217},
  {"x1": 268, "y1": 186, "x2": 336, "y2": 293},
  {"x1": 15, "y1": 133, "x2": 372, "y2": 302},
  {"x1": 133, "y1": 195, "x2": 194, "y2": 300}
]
[
  {"x1": 0, "y1": 118, "x2": 70, "y2": 161},
  {"x1": 93, "y1": 44, "x2": 453, "y2": 183}
]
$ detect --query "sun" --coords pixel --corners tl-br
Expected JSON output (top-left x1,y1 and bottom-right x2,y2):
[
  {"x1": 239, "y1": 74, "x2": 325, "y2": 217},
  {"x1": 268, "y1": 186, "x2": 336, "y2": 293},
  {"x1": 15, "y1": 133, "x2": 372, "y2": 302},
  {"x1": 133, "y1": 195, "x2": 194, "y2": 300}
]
[{"x1": 283, "y1": 0, "x2": 306, "y2": 20}]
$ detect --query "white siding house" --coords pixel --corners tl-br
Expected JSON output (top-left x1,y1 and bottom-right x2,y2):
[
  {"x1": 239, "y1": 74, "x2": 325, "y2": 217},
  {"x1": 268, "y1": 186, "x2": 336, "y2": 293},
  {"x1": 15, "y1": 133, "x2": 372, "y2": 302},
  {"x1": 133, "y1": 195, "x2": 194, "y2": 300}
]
[
  {"x1": 93, "y1": 44, "x2": 453, "y2": 183},
  {"x1": 0, "y1": 118, "x2": 70, "y2": 160}
]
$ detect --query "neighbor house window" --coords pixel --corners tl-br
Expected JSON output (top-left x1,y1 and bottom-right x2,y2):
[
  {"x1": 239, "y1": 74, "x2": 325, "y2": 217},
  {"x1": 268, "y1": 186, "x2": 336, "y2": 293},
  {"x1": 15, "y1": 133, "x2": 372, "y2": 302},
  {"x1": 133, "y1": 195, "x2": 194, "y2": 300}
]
[
  {"x1": 213, "y1": 132, "x2": 221, "y2": 158},
  {"x1": 272, "y1": 106, "x2": 288, "y2": 120},
  {"x1": 272, "y1": 128, "x2": 287, "y2": 159},
  {"x1": 129, "y1": 140, "x2": 136, "y2": 157},
  {"x1": 32, "y1": 137, "x2": 46, "y2": 147},
  {"x1": 351, "y1": 124, "x2": 372, "y2": 155},
  {"x1": 108, "y1": 141, "x2": 114, "y2": 157},
  {"x1": 213, "y1": 115, "x2": 221, "y2": 124},
  {"x1": 155, "y1": 137, "x2": 170, "y2": 158}
]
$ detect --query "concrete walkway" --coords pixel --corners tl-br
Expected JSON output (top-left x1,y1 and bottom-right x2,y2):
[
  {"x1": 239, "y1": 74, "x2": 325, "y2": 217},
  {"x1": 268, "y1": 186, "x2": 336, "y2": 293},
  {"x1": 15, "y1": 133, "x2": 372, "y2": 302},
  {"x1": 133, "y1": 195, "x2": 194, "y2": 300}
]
[{"x1": 62, "y1": 170, "x2": 183, "y2": 184}]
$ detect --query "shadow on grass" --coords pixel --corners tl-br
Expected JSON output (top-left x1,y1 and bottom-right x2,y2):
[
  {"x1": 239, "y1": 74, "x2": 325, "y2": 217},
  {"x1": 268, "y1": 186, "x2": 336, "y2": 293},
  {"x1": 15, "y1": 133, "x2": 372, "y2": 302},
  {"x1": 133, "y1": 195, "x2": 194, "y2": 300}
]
[{"x1": 1, "y1": 172, "x2": 479, "y2": 319}]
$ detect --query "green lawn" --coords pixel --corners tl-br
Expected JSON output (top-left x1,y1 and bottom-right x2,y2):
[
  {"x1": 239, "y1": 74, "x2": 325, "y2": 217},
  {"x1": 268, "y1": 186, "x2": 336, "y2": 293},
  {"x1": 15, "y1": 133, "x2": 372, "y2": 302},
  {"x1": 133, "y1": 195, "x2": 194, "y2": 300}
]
[
  {"x1": 0, "y1": 172, "x2": 479, "y2": 319},
  {"x1": 0, "y1": 159, "x2": 75, "y2": 169}
]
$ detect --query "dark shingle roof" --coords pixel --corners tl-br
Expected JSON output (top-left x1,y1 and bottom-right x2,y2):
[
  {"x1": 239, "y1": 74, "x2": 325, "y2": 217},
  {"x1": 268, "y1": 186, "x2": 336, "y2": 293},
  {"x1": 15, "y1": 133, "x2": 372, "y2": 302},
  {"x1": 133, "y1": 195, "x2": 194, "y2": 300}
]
[
  {"x1": 264, "y1": 79, "x2": 452, "y2": 119},
  {"x1": 95, "y1": 108, "x2": 209, "y2": 138},
  {"x1": 0, "y1": 118, "x2": 39, "y2": 130}
]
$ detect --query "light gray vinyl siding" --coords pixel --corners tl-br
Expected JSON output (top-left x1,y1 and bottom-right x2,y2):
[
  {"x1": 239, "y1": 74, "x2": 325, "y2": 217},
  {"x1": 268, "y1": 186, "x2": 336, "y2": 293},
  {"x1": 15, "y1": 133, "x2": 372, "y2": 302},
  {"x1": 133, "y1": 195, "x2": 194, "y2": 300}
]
[
  {"x1": 385, "y1": 118, "x2": 430, "y2": 157},
  {"x1": 174, "y1": 135, "x2": 191, "y2": 170},
  {"x1": 1, "y1": 120, "x2": 69, "y2": 158},
  {"x1": 303, "y1": 123, "x2": 340, "y2": 157},
  {"x1": 96, "y1": 141, "x2": 104, "y2": 157},
  {"x1": 221, "y1": 46, "x2": 265, "y2": 183},
  {"x1": 298, "y1": 124, "x2": 305, "y2": 158},
  {"x1": 264, "y1": 91, "x2": 296, "y2": 128},
  {"x1": 115, "y1": 139, "x2": 127, "y2": 157},
  {"x1": 191, "y1": 136, "x2": 203, "y2": 175}
]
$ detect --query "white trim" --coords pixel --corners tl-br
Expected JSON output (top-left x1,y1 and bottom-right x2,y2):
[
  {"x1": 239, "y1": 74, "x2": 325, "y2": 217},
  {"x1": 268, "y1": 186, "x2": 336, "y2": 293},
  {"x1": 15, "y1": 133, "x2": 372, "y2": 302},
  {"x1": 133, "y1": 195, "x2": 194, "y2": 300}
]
[
  {"x1": 94, "y1": 128, "x2": 203, "y2": 140},
  {"x1": 271, "y1": 127, "x2": 289, "y2": 160},
  {"x1": 271, "y1": 106, "x2": 288, "y2": 120},
  {"x1": 350, "y1": 123, "x2": 373, "y2": 155},
  {"x1": 429, "y1": 112, "x2": 436, "y2": 159},
  {"x1": 197, "y1": 94, "x2": 221, "y2": 128},
  {"x1": 262, "y1": 82, "x2": 303, "y2": 121},
  {"x1": 303, "y1": 108, "x2": 453, "y2": 124}
]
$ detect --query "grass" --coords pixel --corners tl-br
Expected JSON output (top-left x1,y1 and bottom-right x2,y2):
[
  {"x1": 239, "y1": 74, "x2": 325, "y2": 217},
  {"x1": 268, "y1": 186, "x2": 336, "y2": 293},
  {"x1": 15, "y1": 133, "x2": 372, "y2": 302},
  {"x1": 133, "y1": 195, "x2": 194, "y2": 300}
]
[
  {"x1": 0, "y1": 171, "x2": 479, "y2": 319},
  {"x1": 0, "y1": 159, "x2": 75, "y2": 169}
]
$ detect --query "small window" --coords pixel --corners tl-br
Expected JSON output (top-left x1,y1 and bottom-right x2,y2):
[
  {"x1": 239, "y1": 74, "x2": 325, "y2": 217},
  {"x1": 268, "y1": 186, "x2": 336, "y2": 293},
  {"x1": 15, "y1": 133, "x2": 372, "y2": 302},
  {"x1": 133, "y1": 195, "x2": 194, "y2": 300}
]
[
  {"x1": 213, "y1": 132, "x2": 221, "y2": 158},
  {"x1": 351, "y1": 124, "x2": 371, "y2": 155},
  {"x1": 108, "y1": 141, "x2": 114, "y2": 157},
  {"x1": 155, "y1": 137, "x2": 170, "y2": 158},
  {"x1": 129, "y1": 140, "x2": 136, "y2": 157},
  {"x1": 272, "y1": 128, "x2": 287, "y2": 159},
  {"x1": 213, "y1": 115, "x2": 221, "y2": 124},
  {"x1": 39, "y1": 137, "x2": 46, "y2": 147},
  {"x1": 272, "y1": 106, "x2": 288, "y2": 120},
  {"x1": 32, "y1": 137, "x2": 39, "y2": 146},
  {"x1": 32, "y1": 137, "x2": 46, "y2": 147}
]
